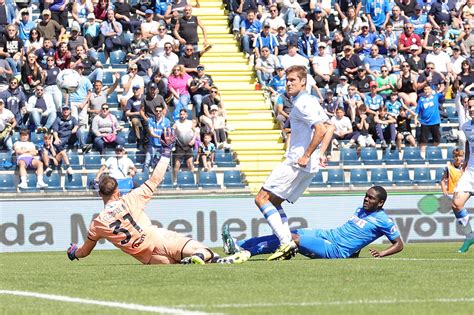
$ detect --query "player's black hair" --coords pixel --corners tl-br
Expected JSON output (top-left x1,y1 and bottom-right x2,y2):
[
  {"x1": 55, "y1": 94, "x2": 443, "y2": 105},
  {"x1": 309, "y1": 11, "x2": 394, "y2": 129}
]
[{"x1": 372, "y1": 186, "x2": 387, "y2": 203}]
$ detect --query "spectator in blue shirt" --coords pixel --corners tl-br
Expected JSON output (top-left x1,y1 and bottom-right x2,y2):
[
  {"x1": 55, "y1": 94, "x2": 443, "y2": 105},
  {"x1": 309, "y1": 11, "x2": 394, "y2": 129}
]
[
  {"x1": 16, "y1": 9, "x2": 36, "y2": 44},
  {"x1": 365, "y1": 81, "x2": 385, "y2": 115},
  {"x1": 415, "y1": 84, "x2": 443, "y2": 155},
  {"x1": 144, "y1": 104, "x2": 171, "y2": 171},
  {"x1": 254, "y1": 22, "x2": 278, "y2": 58},
  {"x1": 239, "y1": 10, "x2": 262, "y2": 56},
  {"x1": 354, "y1": 22, "x2": 383, "y2": 57},
  {"x1": 366, "y1": 0, "x2": 391, "y2": 31},
  {"x1": 297, "y1": 24, "x2": 318, "y2": 62}
]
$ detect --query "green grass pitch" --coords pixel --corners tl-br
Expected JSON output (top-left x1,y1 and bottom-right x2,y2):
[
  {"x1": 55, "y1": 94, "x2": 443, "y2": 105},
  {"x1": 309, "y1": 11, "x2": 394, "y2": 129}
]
[{"x1": 1, "y1": 243, "x2": 473, "y2": 315}]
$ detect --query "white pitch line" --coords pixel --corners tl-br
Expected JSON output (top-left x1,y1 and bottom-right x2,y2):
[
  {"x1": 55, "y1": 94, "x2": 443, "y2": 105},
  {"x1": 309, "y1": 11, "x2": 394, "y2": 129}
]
[
  {"x1": 383, "y1": 258, "x2": 474, "y2": 262},
  {"x1": 0, "y1": 290, "x2": 217, "y2": 315},
  {"x1": 178, "y1": 297, "x2": 474, "y2": 309}
]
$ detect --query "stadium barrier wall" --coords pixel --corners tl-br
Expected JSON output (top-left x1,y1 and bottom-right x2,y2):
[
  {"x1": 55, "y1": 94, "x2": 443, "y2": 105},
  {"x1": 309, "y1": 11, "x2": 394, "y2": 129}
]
[{"x1": 0, "y1": 193, "x2": 469, "y2": 253}]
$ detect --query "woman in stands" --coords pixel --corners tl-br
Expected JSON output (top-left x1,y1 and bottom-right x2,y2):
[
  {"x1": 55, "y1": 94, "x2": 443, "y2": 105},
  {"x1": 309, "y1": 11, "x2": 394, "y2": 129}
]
[
  {"x1": 25, "y1": 28, "x2": 44, "y2": 55},
  {"x1": 455, "y1": 60, "x2": 474, "y2": 96},
  {"x1": 396, "y1": 62, "x2": 418, "y2": 108},
  {"x1": 21, "y1": 54, "x2": 43, "y2": 97},
  {"x1": 94, "y1": 0, "x2": 111, "y2": 22},
  {"x1": 168, "y1": 64, "x2": 192, "y2": 121},
  {"x1": 406, "y1": 44, "x2": 425, "y2": 74},
  {"x1": 54, "y1": 42, "x2": 72, "y2": 70}
]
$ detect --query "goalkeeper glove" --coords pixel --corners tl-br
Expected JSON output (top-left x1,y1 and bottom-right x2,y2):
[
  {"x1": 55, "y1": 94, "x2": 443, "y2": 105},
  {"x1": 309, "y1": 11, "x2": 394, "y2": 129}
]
[
  {"x1": 67, "y1": 243, "x2": 79, "y2": 261},
  {"x1": 160, "y1": 128, "x2": 176, "y2": 158}
]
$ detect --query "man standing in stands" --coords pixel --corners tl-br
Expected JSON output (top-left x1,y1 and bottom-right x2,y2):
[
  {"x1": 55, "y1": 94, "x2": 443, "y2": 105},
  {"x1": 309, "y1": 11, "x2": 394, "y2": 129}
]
[{"x1": 174, "y1": 5, "x2": 208, "y2": 54}]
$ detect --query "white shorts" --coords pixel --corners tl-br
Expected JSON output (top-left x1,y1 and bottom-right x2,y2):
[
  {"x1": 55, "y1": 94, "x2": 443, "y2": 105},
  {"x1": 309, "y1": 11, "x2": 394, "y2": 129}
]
[
  {"x1": 454, "y1": 169, "x2": 474, "y2": 193},
  {"x1": 262, "y1": 162, "x2": 315, "y2": 203}
]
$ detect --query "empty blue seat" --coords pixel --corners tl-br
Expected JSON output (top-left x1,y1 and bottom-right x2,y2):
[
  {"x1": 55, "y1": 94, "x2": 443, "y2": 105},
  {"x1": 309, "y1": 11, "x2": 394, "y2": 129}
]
[
  {"x1": 86, "y1": 173, "x2": 98, "y2": 190},
  {"x1": 0, "y1": 174, "x2": 16, "y2": 192},
  {"x1": 350, "y1": 169, "x2": 369, "y2": 186},
  {"x1": 30, "y1": 132, "x2": 44, "y2": 146},
  {"x1": 327, "y1": 169, "x2": 345, "y2": 187},
  {"x1": 199, "y1": 171, "x2": 220, "y2": 189},
  {"x1": 215, "y1": 150, "x2": 236, "y2": 167},
  {"x1": 339, "y1": 148, "x2": 360, "y2": 165},
  {"x1": 223, "y1": 170, "x2": 245, "y2": 188},
  {"x1": 402, "y1": 147, "x2": 424, "y2": 165},
  {"x1": 309, "y1": 170, "x2": 325, "y2": 187},
  {"x1": 360, "y1": 147, "x2": 379, "y2": 165},
  {"x1": 65, "y1": 173, "x2": 85, "y2": 191},
  {"x1": 83, "y1": 153, "x2": 102, "y2": 169},
  {"x1": 425, "y1": 146, "x2": 445, "y2": 164},
  {"x1": 67, "y1": 153, "x2": 82, "y2": 170},
  {"x1": 43, "y1": 173, "x2": 62, "y2": 191},
  {"x1": 160, "y1": 171, "x2": 176, "y2": 189},
  {"x1": 414, "y1": 167, "x2": 436, "y2": 185},
  {"x1": 97, "y1": 51, "x2": 107, "y2": 64},
  {"x1": 0, "y1": 152, "x2": 14, "y2": 170},
  {"x1": 131, "y1": 172, "x2": 148, "y2": 186},
  {"x1": 103, "y1": 72, "x2": 114, "y2": 84},
  {"x1": 434, "y1": 168, "x2": 445, "y2": 183},
  {"x1": 445, "y1": 106, "x2": 459, "y2": 123},
  {"x1": 177, "y1": 171, "x2": 197, "y2": 189},
  {"x1": 383, "y1": 150, "x2": 403, "y2": 165},
  {"x1": 392, "y1": 167, "x2": 412, "y2": 186},
  {"x1": 109, "y1": 50, "x2": 126, "y2": 65},
  {"x1": 370, "y1": 168, "x2": 392, "y2": 186},
  {"x1": 107, "y1": 91, "x2": 119, "y2": 105}
]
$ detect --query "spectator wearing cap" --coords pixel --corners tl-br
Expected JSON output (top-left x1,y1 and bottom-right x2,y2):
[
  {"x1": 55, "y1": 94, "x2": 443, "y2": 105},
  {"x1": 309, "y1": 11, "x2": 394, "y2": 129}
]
[
  {"x1": 120, "y1": 63, "x2": 145, "y2": 109},
  {"x1": 125, "y1": 85, "x2": 146, "y2": 148},
  {"x1": 275, "y1": 25, "x2": 291, "y2": 58},
  {"x1": 51, "y1": 105, "x2": 83, "y2": 153},
  {"x1": 189, "y1": 65, "x2": 213, "y2": 118},
  {"x1": 428, "y1": 0, "x2": 457, "y2": 30},
  {"x1": 397, "y1": 22, "x2": 422, "y2": 56},
  {"x1": 426, "y1": 40, "x2": 455, "y2": 82},
  {"x1": 338, "y1": 45, "x2": 362, "y2": 80},
  {"x1": 280, "y1": 0, "x2": 307, "y2": 33},
  {"x1": 113, "y1": 0, "x2": 142, "y2": 33},
  {"x1": 341, "y1": 6, "x2": 364, "y2": 44},
  {"x1": 0, "y1": 24, "x2": 24, "y2": 76},
  {"x1": 335, "y1": 75, "x2": 350, "y2": 99},
  {"x1": 68, "y1": 24, "x2": 89, "y2": 58},
  {"x1": 409, "y1": 5, "x2": 428, "y2": 36},
  {"x1": 386, "y1": 45, "x2": 405, "y2": 75},
  {"x1": 89, "y1": 73, "x2": 120, "y2": 121},
  {"x1": 280, "y1": 43, "x2": 309, "y2": 70},
  {"x1": 457, "y1": 23, "x2": 474, "y2": 56},
  {"x1": 308, "y1": 7, "x2": 329, "y2": 41},
  {"x1": 268, "y1": 66, "x2": 286, "y2": 104},
  {"x1": 144, "y1": 104, "x2": 171, "y2": 171},
  {"x1": 128, "y1": 29, "x2": 150, "y2": 60},
  {"x1": 365, "y1": 0, "x2": 391, "y2": 32},
  {"x1": 100, "y1": 9, "x2": 124, "y2": 53},
  {"x1": 262, "y1": 4, "x2": 286, "y2": 34},
  {"x1": 379, "y1": 22, "x2": 397, "y2": 55},
  {"x1": 141, "y1": 9, "x2": 161, "y2": 39},
  {"x1": 91, "y1": 104, "x2": 125, "y2": 155},
  {"x1": 37, "y1": 9, "x2": 66, "y2": 43},
  {"x1": 297, "y1": 24, "x2": 318, "y2": 62},
  {"x1": 72, "y1": 0, "x2": 94, "y2": 27},
  {"x1": 239, "y1": 10, "x2": 262, "y2": 57},
  {"x1": 436, "y1": 20, "x2": 456, "y2": 43},
  {"x1": 364, "y1": 81, "x2": 385, "y2": 115},
  {"x1": 27, "y1": 85, "x2": 56, "y2": 133},
  {"x1": 179, "y1": 44, "x2": 212, "y2": 77},
  {"x1": 174, "y1": 5, "x2": 209, "y2": 54},
  {"x1": 322, "y1": 89, "x2": 341, "y2": 118},
  {"x1": 406, "y1": 44, "x2": 425, "y2": 73},
  {"x1": 15, "y1": 9, "x2": 36, "y2": 44},
  {"x1": 255, "y1": 46, "x2": 280, "y2": 88},
  {"x1": 0, "y1": 98, "x2": 16, "y2": 152},
  {"x1": 364, "y1": 45, "x2": 389, "y2": 78},
  {"x1": 83, "y1": 13, "x2": 103, "y2": 51},
  {"x1": 353, "y1": 65, "x2": 373, "y2": 95},
  {"x1": 254, "y1": 21, "x2": 278, "y2": 59},
  {"x1": 0, "y1": 0, "x2": 16, "y2": 34},
  {"x1": 382, "y1": 5, "x2": 409, "y2": 37},
  {"x1": 312, "y1": 41, "x2": 337, "y2": 91},
  {"x1": 451, "y1": 45, "x2": 466, "y2": 75},
  {"x1": 354, "y1": 22, "x2": 383, "y2": 57},
  {"x1": 416, "y1": 61, "x2": 446, "y2": 94},
  {"x1": 71, "y1": 45, "x2": 104, "y2": 84},
  {"x1": 95, "y1": 145, "x2": 137, "y2": 193},
  {"x1": 141, "y1": 82, "x2": 167, "y2": 126}
]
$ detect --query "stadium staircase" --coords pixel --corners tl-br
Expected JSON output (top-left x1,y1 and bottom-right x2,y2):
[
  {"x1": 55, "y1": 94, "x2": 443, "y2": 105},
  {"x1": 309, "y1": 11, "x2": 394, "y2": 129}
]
[{"x1": 195, "y1": 1, "x2": 285, "y2": 192}]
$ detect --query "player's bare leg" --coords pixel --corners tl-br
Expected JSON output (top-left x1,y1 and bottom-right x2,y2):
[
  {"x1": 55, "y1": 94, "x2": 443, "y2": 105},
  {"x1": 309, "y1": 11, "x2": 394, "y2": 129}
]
[{"x1": 452, "y1": 192, "x2": 474, "y2": 253}]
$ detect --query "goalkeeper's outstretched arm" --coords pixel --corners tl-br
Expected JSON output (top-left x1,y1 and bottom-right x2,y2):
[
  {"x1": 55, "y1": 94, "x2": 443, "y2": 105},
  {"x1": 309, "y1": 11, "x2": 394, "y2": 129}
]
[{"x1": 147, "y1": 128, "x2": 175, "y2": 191}]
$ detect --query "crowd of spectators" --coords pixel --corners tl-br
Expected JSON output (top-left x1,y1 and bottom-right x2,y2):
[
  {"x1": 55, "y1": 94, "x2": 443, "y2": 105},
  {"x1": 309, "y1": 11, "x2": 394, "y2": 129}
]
[
  {"x1": 0, "y1": 0, "x2": 236, "y2": 189},
  {"x1": 233, "y1": 0, "x2": 474, "y2": 159}
]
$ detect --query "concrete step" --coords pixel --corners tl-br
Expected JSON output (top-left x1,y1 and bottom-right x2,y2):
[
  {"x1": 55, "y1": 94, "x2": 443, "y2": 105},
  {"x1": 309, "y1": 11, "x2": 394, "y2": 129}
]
[
  {"x1": 231, "y1": 141, "x2": 285, "y2": 150},
  {"x1": 200, "y1": 56, "x2": 249, "y2": 63},
  {"x1": 202, "y1": 44, "x2": 242, "y2": 53},
  {"x1": 205, "y1": 62, "x2": 253, "y2": 70},
  {"x1": 207, "y1": 74, "x2": 255, "y2": 82},
  {"x1": 219, "y1": 94, "x2": 264, "y2": 101},
  {"x1": 199, "y1": 19, "x2": 229, "y2": 26},
  {"x1": 196, "y1": 2, "x2": 226, "y2": 8},
  {"x1": 226, "y1": 111, "x2": 274, "y2": 120},
  {"x1": 217, "y1": 83, "x2": 257, "y2": 91},
  {"x1": 225, "y1": 103, "x2": 270, "y2": 110},
  {"x1": 204, "y1": 52, "x2": 245, "y2": 58},
  {"x1": 230, "y1": 133, "x2": 281, "y2": 142},
  {"x1": 231, "y1": 120, "x2": 277, "y2": 130},
  {"x1": 198, "y1": 15, "x2": 229, "y2": 21},
  {"x1": 235, "y1": 154, "x2": 284, "y2": 163},
  {"x1": 219, "y1": 89, "x2": 264, "y2": 95},
  {"x1": 194, "y1": 8, "x2": 227, "y2": 15},
  {"x1": 238, "y1": 161, "x2": 281, "y2": 172},
  {"x1": 204, "y1": 37, "x2": 238, "y2": 44}
]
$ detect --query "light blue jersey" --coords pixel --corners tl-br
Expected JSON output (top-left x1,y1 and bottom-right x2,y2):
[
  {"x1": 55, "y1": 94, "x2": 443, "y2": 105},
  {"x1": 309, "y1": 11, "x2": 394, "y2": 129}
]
[{"x1": 238, "y1": 207, "x2": 400, "y2": 259}]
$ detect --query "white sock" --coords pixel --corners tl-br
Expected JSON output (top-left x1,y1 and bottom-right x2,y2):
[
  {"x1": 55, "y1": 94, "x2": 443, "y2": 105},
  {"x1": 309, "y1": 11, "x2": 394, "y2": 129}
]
[
  {"x1": 259, "y1": 203, "x2": 291, "y2": 244},
  {"x1": 276, "y1": 206, "x2": 292, "y2": 243},
  {"x1": 20, "y1": 176, "x2": 26, "y2": 183}
]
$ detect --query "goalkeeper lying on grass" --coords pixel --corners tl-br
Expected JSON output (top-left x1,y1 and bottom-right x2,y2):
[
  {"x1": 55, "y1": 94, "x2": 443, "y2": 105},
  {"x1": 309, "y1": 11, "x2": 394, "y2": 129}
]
[{"x1": 223, "y1": 186, "x2": 404, "y2": 263}]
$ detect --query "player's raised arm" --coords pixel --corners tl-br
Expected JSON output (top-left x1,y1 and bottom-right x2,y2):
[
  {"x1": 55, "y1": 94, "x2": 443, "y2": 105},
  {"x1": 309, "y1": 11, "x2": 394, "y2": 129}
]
[{"x1": 368, "y1": 236, "x2": 404, "y2": 258}]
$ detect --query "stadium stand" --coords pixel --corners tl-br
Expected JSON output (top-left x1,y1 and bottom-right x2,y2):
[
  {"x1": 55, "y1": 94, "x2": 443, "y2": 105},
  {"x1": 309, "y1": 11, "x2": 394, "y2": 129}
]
[{"x1": 0, "y1": 0, "x2": 470, "y2": 196}]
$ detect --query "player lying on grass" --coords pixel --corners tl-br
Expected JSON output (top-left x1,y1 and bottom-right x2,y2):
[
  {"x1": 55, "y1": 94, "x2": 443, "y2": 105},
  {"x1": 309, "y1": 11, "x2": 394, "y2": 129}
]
[
  {"x1": 67, "y1": 129, "x2": 230, "y2": 265},
  {"x1": 223, "y1": 186, "x2": 404, "y2": 262}
]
